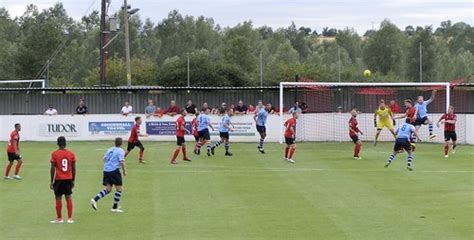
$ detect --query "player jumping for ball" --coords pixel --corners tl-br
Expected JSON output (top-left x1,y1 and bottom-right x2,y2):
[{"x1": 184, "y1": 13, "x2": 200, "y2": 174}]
[
  {"x1": 284, "y1": 112, "x2": 298, "y2": 163},
  {"x1": 4, "y1": 123, "x2": 23, "y2": 180},
  {"x1": 414, "y1": 90, "x2": 437, "y2": 140},
  {"x1": 394, "y1": 99, "x2": 417, "y2": 124},
  {"x1": 349, "y1": 108, "x2": 364, "y2": 160},
  {"x1": 171, "y1": 109, "x2": 192, "y2": 164},
  {"x1": 437, "y1": 106, "x2": 457, "y2": 158},
  {"x1": 254, "y1": 102, "x2": 269, "y2": 154},
  {"x1": 125, "y1": 116, "x2": 148, "y2": 163},
  {"x1": 385, "y1": 121, "x2": 419, "y2": 171},
  {"x1": 91, "y1": 137, "x2": 127, "y2": 213},
  {"x1": 50, "y1": 136, "x2": 76, "y2": 224},
  {"x1": 212, "y1": 108, "x2": 235, "y2": 156},
  {"x1": 373, "y1": 100, "x2": 396, "y2": 146}
]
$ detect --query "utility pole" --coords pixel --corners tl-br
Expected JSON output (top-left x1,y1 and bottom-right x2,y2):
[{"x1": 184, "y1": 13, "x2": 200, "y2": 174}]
[
  {"x1": 259, "y1": 51, "x2": 263, "y2": 88},
  {"x1": 99, "y1": 0, "x2": 109, "y2": 86},
  {"x1": 419, "y1": 42, "x2": 423, "y2": 83},
  {"x1": 124, "y1": 0, "x2": 132, "y2": 86},
  {"x1": 337, "y1": 46, "x2": 341, "y2": 82},
  {"x1": 187, "y1": 53, "x2": 190, "y2": 88}
]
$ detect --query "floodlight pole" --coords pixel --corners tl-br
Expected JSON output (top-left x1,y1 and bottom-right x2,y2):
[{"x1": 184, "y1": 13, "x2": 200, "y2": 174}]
[
  {"x1": 99, "y1": 0, "x2": 109, "y2": 86},
  {"x1": 187, "y1": 53, "x2": 190, "y2": 88},
  {"x1": 419, "y1": 42, "x2": 423, "y2": 83},
  {"x1": 124, "y1": 0, "x2": 132, "y2": 87}
]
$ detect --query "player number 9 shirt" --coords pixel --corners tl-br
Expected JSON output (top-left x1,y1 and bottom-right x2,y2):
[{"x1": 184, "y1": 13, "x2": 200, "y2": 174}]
[{"x1": 51, "y1": 149, "x2": 76, "y2": 180}]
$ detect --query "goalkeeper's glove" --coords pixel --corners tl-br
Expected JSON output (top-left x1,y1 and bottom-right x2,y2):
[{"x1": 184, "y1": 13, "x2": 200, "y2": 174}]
[
  {"x1": 374, "y1": 120, "x2": 377, "y2": 128},
  {"x1": 393, "y1": 119, "x2": 396, "y2": 126}
]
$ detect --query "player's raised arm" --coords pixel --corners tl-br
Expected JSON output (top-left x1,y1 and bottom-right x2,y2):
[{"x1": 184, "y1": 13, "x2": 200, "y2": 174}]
[
  {"x1": 427, "y1": 89, "x2": 437, "y2": 104},
  {"x1": 437, "y1": 114, "x2": 446, "y2": 128}
]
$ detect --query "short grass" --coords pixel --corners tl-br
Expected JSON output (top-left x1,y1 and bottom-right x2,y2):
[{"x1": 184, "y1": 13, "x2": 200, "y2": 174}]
[{"x1": 0, "y1": 141, "x2": 473, "y2": 240}]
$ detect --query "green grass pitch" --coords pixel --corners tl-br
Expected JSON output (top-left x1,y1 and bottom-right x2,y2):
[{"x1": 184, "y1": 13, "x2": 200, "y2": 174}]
[{"x1": 0, "y1": 141, "x2": 473, "y2": 240}]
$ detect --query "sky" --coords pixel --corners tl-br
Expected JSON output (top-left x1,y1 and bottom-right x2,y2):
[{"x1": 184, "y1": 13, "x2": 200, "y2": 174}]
[{"x1": 1, "y1": 0, "x2": 473, "y2": 34}]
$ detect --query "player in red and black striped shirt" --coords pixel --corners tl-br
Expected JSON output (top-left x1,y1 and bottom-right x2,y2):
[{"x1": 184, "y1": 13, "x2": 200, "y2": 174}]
[
  {"x1": 437, "y1": 106, "x2": 457, "y2": 158},
  {"x1": 171, "y1": 109, "x2": 191, "y2": 164},
  {"x1": 125, "y1": 117, "x2": 148, "y2": 163},
  {"x1": 349, "y1": 108, "x2": 364, "y2": 160}
]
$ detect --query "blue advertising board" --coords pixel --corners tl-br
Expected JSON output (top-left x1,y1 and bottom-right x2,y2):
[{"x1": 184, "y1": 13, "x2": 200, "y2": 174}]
[
  {"x1": 88, "y1": 121, "x2": 134, "y2": 135},
  {"x1": 146, "y1": 121, "x2": 193, "y2": 135}
]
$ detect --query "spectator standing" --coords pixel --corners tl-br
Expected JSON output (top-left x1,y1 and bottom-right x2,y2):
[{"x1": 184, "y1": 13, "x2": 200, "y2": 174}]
[
  {"x1": 144, "y1": 100, "x2": 156, "y2": 117},
  {"x1": 388, "y1": 100, "x2": 401, "y2": 113},
  {"x1": 185, "y1": 100, "x2": 197, "y2": 115},
  {"x1": 76, "y1": 99, "x2": 88, "y2": 115},
  {"x1": 202, "y1": 102, "x2": 212, "y2": 112},
  {"x1": 153, "y1": 107, "x2": 164, "y2": 118},
  {"x1": 121, "y1": 101, "x2": 133, "y2": 116},
  {"x1": 247, "y1": 104, "x2": 256, "y2": 114},
  {"x1": 288, "y1": 102, "x2": 302, "y2": 114},
  {"x1": 44, "y1": 104, "x2": 58, "y2": 115},
  {"x1": 164, "y1": 100, "x2": 180, "y2": 116},
  {"x1": 300, "y1": 102, "x2": 308, "y2": 113},
  {"x1": 234, "y1": 100, "x2": 248, "y2": 115},
  {"x1": 267, "y1": 104, "x2": 276, "y2": 114}
]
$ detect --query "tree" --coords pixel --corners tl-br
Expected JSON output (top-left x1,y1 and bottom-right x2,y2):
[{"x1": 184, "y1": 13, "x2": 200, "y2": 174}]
[
  {"x1": 336, "y1": 28, "x2": 362, "y2": 62},
  {"x1": 407, "y1": 26, "x2": 439, "y2": 81},
  {"x1": 363, "y1": 20, "x2": 406, "y2": 75}
]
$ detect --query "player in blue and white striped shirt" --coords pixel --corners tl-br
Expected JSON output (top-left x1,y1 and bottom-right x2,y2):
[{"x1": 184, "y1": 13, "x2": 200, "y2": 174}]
[
  {"x1": 212, "y1": 108, "x2": 235, "y2": 156},
  {"x1": 90, "y1": 137, "x2": 127, "y2": 212},
  {"x1": 385, "y1": 122, "x2": 419, "y2": 171}
]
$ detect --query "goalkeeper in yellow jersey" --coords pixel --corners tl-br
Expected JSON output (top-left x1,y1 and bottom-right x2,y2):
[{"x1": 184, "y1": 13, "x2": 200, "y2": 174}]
[{"x1": 374, "y1": 100, "x2": 397, "y2": 146}]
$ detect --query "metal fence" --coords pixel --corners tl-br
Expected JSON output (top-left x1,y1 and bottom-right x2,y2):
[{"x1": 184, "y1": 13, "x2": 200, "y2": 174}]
[{"x1": 0, "y1": 86, "x2": 472, "y2": 115}]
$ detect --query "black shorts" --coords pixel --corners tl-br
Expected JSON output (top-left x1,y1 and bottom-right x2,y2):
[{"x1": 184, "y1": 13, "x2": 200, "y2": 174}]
[
  {"x1": 198, "y1": 129, "x2": 210, "y2": 140},
  {"x1": 350, "y1": 135, "x2": 359, "y2": 144},
  {"x1": 177, "y1": 136, "x2": 185, "y2": 146},
  {"x1": 394, "y1": 138, "x2": 412, "y2": 152},
  {"x1": 127, "y1": 141, "x2": 144, "y2": 151},
  {"x1": 414, "y1": 116, "x2": 429, "y2": 126},
  {"x1": 220, "y1": 132, "x2": 230, "y2": 139},
  {"x1": 444, "y1": 131, "x2": 457, "y2": 141},
  {"x1": 103, "y1": 169, "x2": 123, "y2": 186},
  {"x1": 53, "y1": 180, "x2": 73, "y2": 196},
  {"x1": 285, "y1": 137, "x2": 295, "y2": 145},
  {"x1": 256, "y1": 125, "x2": 266, "y2": 134},
  {"x1": 7, "y1": 152, "x2": 21, "y2": 161}
]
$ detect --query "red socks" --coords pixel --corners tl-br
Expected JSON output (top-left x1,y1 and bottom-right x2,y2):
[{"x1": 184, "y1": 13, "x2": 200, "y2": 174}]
[
  {"x1": 55, "y1": 199, "x2": 62, "y2": 219},
  {"x1": 444, "y1": 144, "x2": 449, "y2": 155},
  {"x1": 288, "y1": 147, "x2": 296, "y2": 159},
  {"x1": 354, "y1": 143, "x2": 361, "y2": 157},
  {"x1": 139, "y1": 150, "x2": 144, "y2": 160},
  {"x1": 14, "y1": 160, "x2": 22, "y2": 175},
  {"x1": 171, "y1": 149, "x2": 180, "y2": 162},
  {"x1": 285, "y1": 147, "x2": 289, "y2": 158},
  {"x1": 182, "y1": 146, "x2": 188, "y2": 159},
  {"x1": 5, "y1": 163, "x2": 12, "y2": 176},
  {"x1": 66, "y1": 199, "x2": 73, "y2": 219}
]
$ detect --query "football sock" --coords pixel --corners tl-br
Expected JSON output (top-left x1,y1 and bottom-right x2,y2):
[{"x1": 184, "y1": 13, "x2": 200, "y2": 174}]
[
  {"x1": 171, "y1": 149, "x2": 180, "y2": 161},
  {"x1": 94, "y1": 188, "x2": 110, "y2": 202},
  {"x1": 285, "y1": 147, "x2": 289, "y2": 158},
  {"x1": 429, "y1": 124, "x2": 433, "y2": 135},
  {"x1": 388, "y1": 154, "x2": 395, "y2": 164},
  {"x1": 66, "y1": 198, "x2": 73, "y2": 219},
  {"x1": 452, "y1": 144, "x2": 457, "y2": 150},
  {"x1": 213, "y1": 140, "x2": 222, "y2": 148},
  {"x1": 225, "y1": 143, "x2": 230, "y2": 153},
  {"x1": 182, "y1": 146, "x2": 188, "y2": 159},
  {"x1": 14, "y1": 160, "x2": 22, "y2": 175},
  {"x1": 139, "y1": 150, "x2": 144, "y2": 160},
  {"x1": 5, "y1": 163, "x2": 12, "y2": 176},
  {"x1": 55, "y1": 199, "x2": 62, "y2": 219},
  {"x1": 113, "y1": 191, "x2": 122, "y2": 209},
  {"x1": 289, "y1": 147, "x2": 296, "y2": 159},
  {"x1": 259, "y1": 138, "x2": 264, "y2": 149},
  {"x1": 444, "y1": 144, "x2": 449, "y2": 155},
  {"x1": 407, "y1": 152, "x2": 413, "y2": 167},
  {"x1": 197, "y1": 141, "x2": 202, "y2": 151},
  {"x1": 355, "y1": 143, "x2": 361, "y2": 157},
  {"x1": 206, "y1": 141, "x2": 211, "y2": 153}
]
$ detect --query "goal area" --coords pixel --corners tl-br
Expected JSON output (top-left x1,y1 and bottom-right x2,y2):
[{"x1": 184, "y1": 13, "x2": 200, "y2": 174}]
[{"x1": 278, "y1": 82, "x2": 468, "y2": 144}]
